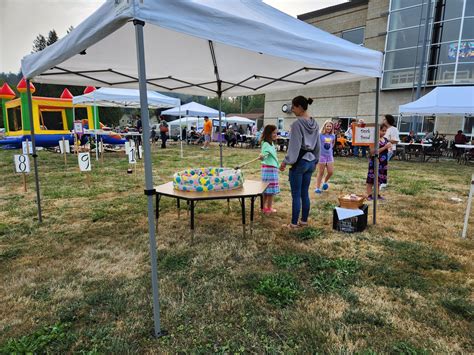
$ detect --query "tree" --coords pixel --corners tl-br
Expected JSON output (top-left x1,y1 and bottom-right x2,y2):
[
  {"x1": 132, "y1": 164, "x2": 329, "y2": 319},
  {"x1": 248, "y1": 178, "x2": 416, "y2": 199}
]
[
  {"x1": 32, "y1": 34, "x2": 47, "y2": 53},
  {"x1": 46, "y1": 30, "x2": 59, "y2": 46},
  {"x1": 66, "y1": 26, "x2": 74, "y2": 34}
]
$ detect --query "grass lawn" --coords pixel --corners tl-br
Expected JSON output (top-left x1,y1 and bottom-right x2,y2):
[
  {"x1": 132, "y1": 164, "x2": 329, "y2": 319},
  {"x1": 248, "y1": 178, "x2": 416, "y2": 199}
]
[{"x1": 0, "y1": 143, "x2": 473, "y2": 353}]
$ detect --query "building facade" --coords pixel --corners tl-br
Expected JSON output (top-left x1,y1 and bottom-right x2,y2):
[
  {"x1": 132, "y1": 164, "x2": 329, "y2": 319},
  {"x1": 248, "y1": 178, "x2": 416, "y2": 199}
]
[{"x1": 264, "y1": 0, "x2": 474, "y2": 139}]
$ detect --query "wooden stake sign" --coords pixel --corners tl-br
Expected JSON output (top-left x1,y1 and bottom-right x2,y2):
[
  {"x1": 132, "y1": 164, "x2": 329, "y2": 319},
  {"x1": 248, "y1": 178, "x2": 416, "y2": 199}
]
[
  {"x1": 22, "y1": 140, "x2": 33, "y2": 155},
  {"x1": 59, "y1": 138, "x2": 70, "y2": 166},
  {"x1": 14, "y1": 154, "x2": 30, "y2": 192},
  {"x1": 352, "y1": 123, "x2": 376, "y2": 146},
  {"x1": 78, "y1": 152, "x2": 92, "y2": 187},
  {"x1": 462, "y1": 174, "x2": 474, "y2": 239}
]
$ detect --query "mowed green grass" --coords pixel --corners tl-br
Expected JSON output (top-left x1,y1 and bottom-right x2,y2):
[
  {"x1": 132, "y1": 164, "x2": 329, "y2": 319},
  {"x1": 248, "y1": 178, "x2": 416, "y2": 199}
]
[{"x1": 0, "y1": 143, "x2": 473, "y2": 353}]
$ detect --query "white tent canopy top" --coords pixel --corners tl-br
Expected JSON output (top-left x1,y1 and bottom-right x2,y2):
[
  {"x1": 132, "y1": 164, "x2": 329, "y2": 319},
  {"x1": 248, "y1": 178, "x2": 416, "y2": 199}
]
[
  {"x1": 399, "y1": 86, "x2": 474, "y2": 116},
  {"x1": 161, "y1": 101, "x2": 223, "y2": 117},
  {"x1": 167, "y1": 115, "x2": 254, "y2": 128},
  {"x1": 72, "y1": 87, "x2": 180, "y2": 108},
  {"x1": 21, "y1": 0, "x2": 382, "y2": 96}
]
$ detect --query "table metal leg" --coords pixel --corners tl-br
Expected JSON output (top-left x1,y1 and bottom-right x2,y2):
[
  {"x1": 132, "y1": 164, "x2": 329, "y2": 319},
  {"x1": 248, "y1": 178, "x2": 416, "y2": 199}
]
[
  {"x1": 227, "y1": 198, "x2": 230, "y2": 214},
  {"x1": 260, "y1": 194, "x2": 263, "y2": 211},
  {"x1": 155, "y1": 194, "x2": 161, "y2": 232},
  {"x1": 190, "y1": 200, "x2": 195, "y2": 242},
  {"x1": 250, "y1": 196, "x2": 255, "y2": 236},
  {"x1": 177, "y1": 198, "x2": 181, "y2": 218},
  {"x1": 241, "y1": 197, "x2": 246, "y2": 237}
]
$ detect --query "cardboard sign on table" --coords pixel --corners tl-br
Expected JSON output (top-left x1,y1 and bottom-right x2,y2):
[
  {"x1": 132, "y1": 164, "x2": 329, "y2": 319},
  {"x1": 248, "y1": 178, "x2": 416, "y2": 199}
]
[{"x1": 352, "y1": 123, "x2": 376, "y2": 146}]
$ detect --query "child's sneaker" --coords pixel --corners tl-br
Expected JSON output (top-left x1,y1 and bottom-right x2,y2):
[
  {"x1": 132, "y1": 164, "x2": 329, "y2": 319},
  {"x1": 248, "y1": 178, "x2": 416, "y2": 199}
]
[
  {"x1": 322, "y1": 182, "x2": 329, "y2": 191},
  {"x1": 314, "y1": 188, "x2": 322, "y2": 194}
]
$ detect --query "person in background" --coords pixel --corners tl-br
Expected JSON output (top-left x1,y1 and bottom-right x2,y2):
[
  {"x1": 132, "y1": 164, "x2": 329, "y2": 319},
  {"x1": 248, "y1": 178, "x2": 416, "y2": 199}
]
[
  {"x1": 404, "y1": 130, "x2": 416, "y2": 143},
  {"x1": 366, "y1": 124, "x2": 392, "y2": 201},
  {"x1": 454, "y1": 130, "x2": 468, "y2": 145},
  {"x1": 150, "y1": 126, "x2": 156, "y2": 144},
  {"x1": 251, "y1": 123, "x2": 258, "y2": 136},
  {"x1": 159, "y1": 118, "x2": 169, "y2": 149},
  {"x1": 314, "y1": 120, "x2": 335, "y2": 194},
  {"x1": 136, "y1": 114, "x2": 142, "y2": 145},
  {"x1": 225, "y1": 125, "x2": 237, "y2": 147},
  {"x1": 383, "y1": 115, "x2": 399, "y2": 161},
  {"x1": 201, "y1": 116, "x2": 212, "y2": 150},
  {"x1": 345, "y1": 119, "x2": 355, "y2": 155},
  {"x1": 181, "y1": 126, "x2": 187, "y2": 144},
  {"x1": 259, "y1": 124, "x2": 280, "y2": 214},
  {"x1": 279, "y1": 96, "x2": 320, "y2": 229},
  {"x1": 238, "y1": 125, "x2": 245, "y2": 135}
]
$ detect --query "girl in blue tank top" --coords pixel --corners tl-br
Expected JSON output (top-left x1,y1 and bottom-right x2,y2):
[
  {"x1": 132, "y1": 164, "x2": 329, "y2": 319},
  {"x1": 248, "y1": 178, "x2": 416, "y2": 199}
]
[{"x1": 315, "y1": 121, "x2": 335, "y2": 194}]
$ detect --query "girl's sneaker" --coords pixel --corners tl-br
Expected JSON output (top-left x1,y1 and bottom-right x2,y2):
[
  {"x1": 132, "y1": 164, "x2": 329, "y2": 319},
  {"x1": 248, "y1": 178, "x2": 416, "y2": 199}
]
[
  {"x1": 322, "y1": 182, "x2": 329, "y2": 191},
  {"x1": 314, "y1": 188, "x2": 322, "y2": 194}
]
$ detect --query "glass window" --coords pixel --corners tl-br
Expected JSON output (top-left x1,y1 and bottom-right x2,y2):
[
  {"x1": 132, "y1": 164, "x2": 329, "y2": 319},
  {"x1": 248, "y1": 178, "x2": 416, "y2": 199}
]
[
  {"x1": 383, "y1": 69, "x2": 417, "y2": 88},
  {"x1": 455, "y1": 63, "x2": 474, "y2": 83},
  {"x1": 7, "y1": 106, "x2": 22, "y2": 131},
  {"x1": 452, "y1": 41, "x2": 474, "y2": 62},
  {"x1": 74, "y1": 107, "x2": 88, "y2": 121},
  {"x1": 432, "y1": 19, "x2": 461, "y2": 43},
  {"x1": 441, "y1": 0, "x2": 464, "y2": 20},
  {"x1": 430, "y1": 41, "x2": 459, "y2": 64},
  {"x1": 422, "y1": 116, "x2": 436, "y2": 133},
  {"x1": 341, "y1": 27, "x2": 365, "y2": 45},
  {"x1": 387, "y1": 27, "x2": 424, "y2": 50},
  {"x1": 462, "y1": 18, "x2": 474, "y2": 40},
  {"x1": 391, "y1": 0, "x2": 424, "y2": 10},
  {"x1": 389, "y1": 5, "x2": 425, "y2": 30},
  {"x1": 432, "y1": 64, "x2": 457, "y2": 84},
  {"x1": 39, "y1": 110, "x2": 65, "y2": 130},
  {"x1": 464, "y1": 116, "x2": 474, "y2": 136},
  {"x1": 466, "y1": 1, "x2": 474, "y2": 16},
  {"x1": 385, "y1": 47, "x2": 424, "y2": 69}
]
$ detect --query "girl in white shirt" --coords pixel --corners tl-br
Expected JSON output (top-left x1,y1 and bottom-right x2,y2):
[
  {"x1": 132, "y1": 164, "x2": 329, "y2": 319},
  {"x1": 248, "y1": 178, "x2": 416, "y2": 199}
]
[{"x1": 383, "y1": 114, "x2": 400, "y2": 161}]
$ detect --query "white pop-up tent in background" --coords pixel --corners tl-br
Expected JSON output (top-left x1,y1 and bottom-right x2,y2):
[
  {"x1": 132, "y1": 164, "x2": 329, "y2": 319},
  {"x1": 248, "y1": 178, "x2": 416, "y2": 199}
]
[{"x1": 21, "y1": 0, "x2": 383, "y2": 336}]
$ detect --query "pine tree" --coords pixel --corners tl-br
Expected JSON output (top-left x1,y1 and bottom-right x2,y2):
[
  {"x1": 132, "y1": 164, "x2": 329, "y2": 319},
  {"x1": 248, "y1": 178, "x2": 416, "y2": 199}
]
[
  {"x1": 32, "y1": 34, "x2": 47, "y2": 52},
  {"x1": 67, "y1": 26, "x2": 74, "y2": 34},
  {"x1": 46, "y1": 30, "x2": 59, "y2": 46}
]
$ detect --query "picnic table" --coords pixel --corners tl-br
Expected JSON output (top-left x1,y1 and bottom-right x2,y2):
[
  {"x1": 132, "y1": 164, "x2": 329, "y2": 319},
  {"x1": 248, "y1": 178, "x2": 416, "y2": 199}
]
[
  {"x1": 276, "y1": 136, "x2": 289, "y2": 151},
  {"x1": 398, "y1": 142, "x2": 433, "y2": 162},
  {"x1": 455, "y1": 144, "x2": 474, "y2": 165}
]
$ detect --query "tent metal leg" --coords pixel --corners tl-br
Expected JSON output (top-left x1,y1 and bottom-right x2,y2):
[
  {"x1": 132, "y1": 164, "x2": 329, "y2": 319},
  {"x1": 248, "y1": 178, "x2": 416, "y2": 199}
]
[
  {"x1": 373, "y1": 77, "x2": 380, "y2": 225},
  {"x1": 134, "y1": 20, "x2": 163, "y2": 338},
  {"x1": 218, "y1": 92, "x2": 223, "y2": 167},
  {"x1": 26, "y1": 80, "x2": 43, "y2": 223}
]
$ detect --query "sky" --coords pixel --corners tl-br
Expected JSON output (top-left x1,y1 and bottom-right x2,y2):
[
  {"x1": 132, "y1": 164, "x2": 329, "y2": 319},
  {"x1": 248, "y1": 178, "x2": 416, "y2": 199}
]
[{"x1": 0, "y1": 0, "x2": 347, "y2": 74}]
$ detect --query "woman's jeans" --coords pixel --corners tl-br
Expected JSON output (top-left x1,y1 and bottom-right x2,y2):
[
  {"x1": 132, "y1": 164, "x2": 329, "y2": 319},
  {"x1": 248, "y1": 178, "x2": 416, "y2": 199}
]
[{"x1": 289, "y1": 159, "x2": 317, "y2": 225}]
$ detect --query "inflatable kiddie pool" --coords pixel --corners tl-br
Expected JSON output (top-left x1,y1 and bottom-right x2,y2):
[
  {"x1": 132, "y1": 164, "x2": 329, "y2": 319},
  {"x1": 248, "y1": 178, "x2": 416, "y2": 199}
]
[{"x1": 173, "y1": 167, "x2": 244, "y2": 192}]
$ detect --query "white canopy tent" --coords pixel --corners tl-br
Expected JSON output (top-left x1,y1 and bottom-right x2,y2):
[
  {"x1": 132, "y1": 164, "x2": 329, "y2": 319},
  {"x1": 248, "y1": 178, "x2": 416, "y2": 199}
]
[
  {"x1": 73, "y1": 87, "x2": 180, "y2": 108},
  {"x1": 72, "y1": 87, "x2": 182, "y2": 158},
  {"x1": 21, "y1": 0, "x2": 383, "y2": 337},
  {"x1": 399, "y1": 86, "x2": 474, "y2": 116},
  {"x1": 161, "y1": 101, "x2": 223, "y2": 117}
]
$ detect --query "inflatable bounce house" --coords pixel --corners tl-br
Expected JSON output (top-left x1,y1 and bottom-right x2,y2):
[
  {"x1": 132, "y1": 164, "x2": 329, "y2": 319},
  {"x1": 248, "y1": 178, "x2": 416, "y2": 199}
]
[{"x1": 0, "y1": 80, "x2": 125, "y2": 149}]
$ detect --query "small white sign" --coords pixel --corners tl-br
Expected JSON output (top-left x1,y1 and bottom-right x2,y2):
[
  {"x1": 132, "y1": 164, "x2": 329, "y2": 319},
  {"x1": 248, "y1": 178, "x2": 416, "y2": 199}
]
[
  {"x1": 14, "y1": 154, "x2": 30, "y2": 173},
  {"x1": 353, "y1": 126, "x2": 376, "y2": 146},
  {"x1": 59, "y1": 139, "x2": 71, "y2": 154},
  {"x1": 138, "y1": 145, "x2": 143, "y2": 159},
  {"x1": 124, "y1": 141, "x2": 130, "y2": 154},
  {"x1": 74, "y1": 121, "x2": 84, "y2": 134},
  {"x1": 130, "y1": 140, "x2": 136, "y2": 148},
  {"x1": 128, "y1": 146, "x2": 137, "y2": 164},
  {"x1": 78, "y1": 152, "x2": 91, "y2": 171},
  {"x1": 22, "y1": 141, "x2": 33, "y2": 155},
  {"x1": 99, "y1": 141, "x2": 104, "y2": 154}
]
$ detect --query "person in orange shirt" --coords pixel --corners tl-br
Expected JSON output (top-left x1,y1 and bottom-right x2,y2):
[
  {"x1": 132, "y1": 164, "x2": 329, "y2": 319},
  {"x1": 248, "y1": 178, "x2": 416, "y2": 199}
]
[{"x1": 201, "y1": 116, "x2": 213, "y2": 150}]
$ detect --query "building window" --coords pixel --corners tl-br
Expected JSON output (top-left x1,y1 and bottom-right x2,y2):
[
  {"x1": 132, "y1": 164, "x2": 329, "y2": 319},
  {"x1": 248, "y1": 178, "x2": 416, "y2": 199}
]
[
  {"x1": 341, "y1": 27, "x2": 365, "y2": 45},
  {"x1": 383, "y1": 0, "x2": 474, "y2": 90},
  {"x1": 463, "y1": 116, "x2": 474, "y2": 136},
  {"x1": 398, "y1": 115, "x2": 436, "y2": 134},
  {"x1": 277, "y1": 118, "x2": 284, "y2": 130}
]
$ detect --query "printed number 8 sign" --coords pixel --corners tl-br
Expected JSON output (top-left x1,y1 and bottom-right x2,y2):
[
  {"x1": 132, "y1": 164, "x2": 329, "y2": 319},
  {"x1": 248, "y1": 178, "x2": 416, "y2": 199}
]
[
  {"x1": 78, "y1": 152, "x2": 92, "y2": 171},
  {"x1": 14, "y1": 154, "x2": 30, "y2": 173}
]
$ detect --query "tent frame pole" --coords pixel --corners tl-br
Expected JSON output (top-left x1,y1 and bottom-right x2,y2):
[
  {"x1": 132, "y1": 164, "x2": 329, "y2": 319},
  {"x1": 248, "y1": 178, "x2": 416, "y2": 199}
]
[
  {"x1": 26, "y1": 79, "x2": 43, "y2": 223},
  {"x1": 134, "y1": 19, "x2": 163, "y2": 338},
  {"x1": 373, "y1": 77, "x2": 380, "y2": 224},
  {"x1": 218, "y1": 86, "x2": 223, "y2": 168}
]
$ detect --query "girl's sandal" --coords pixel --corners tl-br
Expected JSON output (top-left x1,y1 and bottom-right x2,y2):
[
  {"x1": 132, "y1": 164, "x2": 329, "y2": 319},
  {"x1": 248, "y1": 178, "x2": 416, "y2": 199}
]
[
  {"x1": 270, "y1": 208, "x2": 277, "y2": 213},
  {"x1": 298, "y1": 221, "x2": 308, "y2": 227}
]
